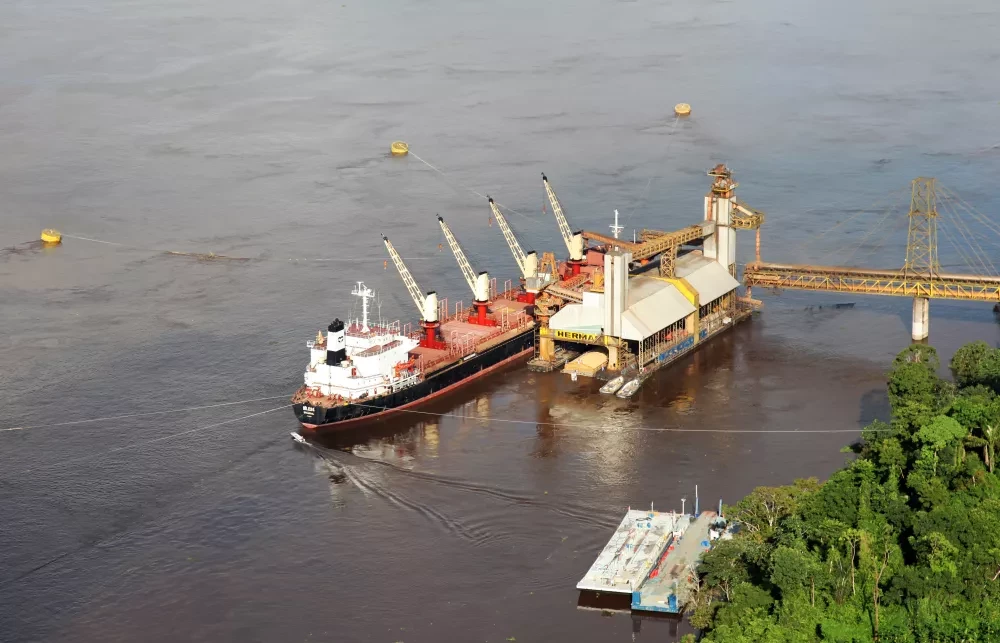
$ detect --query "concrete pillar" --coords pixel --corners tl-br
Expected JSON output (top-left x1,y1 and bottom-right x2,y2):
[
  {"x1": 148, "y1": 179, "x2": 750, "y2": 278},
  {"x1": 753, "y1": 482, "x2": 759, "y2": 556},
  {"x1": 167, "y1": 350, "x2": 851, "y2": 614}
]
[{"x1": 912, "y1": 297, "x2": 929, "y2": 341}]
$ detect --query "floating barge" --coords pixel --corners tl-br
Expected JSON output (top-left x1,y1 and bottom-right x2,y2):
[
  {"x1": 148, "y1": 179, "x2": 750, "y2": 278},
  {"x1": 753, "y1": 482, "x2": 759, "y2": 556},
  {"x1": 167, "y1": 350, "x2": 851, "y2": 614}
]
[{"x1": 577, "y1": 499, "x2": 732, "y2": 614}]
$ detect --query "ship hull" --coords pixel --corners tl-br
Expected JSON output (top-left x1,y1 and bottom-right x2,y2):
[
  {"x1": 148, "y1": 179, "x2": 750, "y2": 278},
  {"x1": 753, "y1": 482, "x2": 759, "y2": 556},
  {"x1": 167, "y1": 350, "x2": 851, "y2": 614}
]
[{"x1": 293, "y1": 329, "x2": 534, "y2": 431}]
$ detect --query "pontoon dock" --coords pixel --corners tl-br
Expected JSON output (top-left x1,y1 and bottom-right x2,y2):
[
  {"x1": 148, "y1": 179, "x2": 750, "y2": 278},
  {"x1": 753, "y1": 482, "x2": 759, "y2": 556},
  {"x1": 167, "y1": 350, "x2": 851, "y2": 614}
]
[
  {"x1": 577, "y1": 501, "x2": 731, "y2": 614},
  {"x1": 575, "y1": 509, "x2": 688, "y2": 594},
  {"x1": 629, "y1": 511, "x2": 717, "y2": 613}
]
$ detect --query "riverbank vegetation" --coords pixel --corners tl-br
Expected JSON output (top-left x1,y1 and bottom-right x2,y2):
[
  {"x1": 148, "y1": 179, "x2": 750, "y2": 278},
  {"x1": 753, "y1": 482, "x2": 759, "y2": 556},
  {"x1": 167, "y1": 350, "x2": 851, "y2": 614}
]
[{"x1": 686, "y1": 342, "x2": 1000, "y2": 642}]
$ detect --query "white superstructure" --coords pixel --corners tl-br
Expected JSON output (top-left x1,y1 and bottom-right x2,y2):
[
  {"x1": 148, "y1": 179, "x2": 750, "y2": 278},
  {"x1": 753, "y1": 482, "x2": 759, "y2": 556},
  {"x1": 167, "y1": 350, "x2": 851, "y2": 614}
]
[{"x1": 303, "y1": 282, "x2": 421, "y2": 401}]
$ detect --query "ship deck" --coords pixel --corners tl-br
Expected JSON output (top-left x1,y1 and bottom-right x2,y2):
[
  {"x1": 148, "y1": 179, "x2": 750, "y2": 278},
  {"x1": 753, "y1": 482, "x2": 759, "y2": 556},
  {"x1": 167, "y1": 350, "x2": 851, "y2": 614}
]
[{"x1": 410, "y1": 297, "x2": 534, "y2": 372}]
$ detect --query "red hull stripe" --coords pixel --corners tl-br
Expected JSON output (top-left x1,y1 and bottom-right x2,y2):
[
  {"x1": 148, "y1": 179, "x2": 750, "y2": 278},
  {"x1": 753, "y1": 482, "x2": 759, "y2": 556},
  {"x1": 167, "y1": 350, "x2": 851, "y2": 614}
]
[{"x1": 301, "y1": 346, "x2": 533, "y2": 431}]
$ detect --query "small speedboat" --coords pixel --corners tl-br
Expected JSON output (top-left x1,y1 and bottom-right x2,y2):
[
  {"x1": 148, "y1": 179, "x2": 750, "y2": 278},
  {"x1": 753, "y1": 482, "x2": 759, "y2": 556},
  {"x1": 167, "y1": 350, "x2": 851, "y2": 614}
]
[
  {"x1": 290, "y1": 432, "x2": 307, "y2": 444},
  {"x1": 616, "y1": 378, "x2": 642, "y2": 399},
  {"x1": 600, "y1": 376, "x2": 625, "y2": 395}
]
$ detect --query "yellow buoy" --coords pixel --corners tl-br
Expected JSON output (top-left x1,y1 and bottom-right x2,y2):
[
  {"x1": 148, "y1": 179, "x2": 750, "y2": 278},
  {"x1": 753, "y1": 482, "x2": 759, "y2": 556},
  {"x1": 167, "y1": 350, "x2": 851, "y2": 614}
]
[
  {"x1": 674, "y1": 103, "x2": 691, "y2": 117},
  {"x1": 390, "y1": 141, "x2": 409, "y2": 156},
  {"x1": 40, "y1": 228, "x2": 62, "y2": 244}
]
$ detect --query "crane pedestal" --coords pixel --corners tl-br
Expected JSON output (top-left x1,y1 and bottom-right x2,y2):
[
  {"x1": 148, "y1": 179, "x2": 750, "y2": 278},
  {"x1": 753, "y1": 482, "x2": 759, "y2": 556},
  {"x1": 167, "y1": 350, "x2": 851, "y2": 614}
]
[
  {"x1": 567, "y1": 259, "x2": 584, "y2": 277},
  {"x1": 420, "y1": 321, "x2": 447, "y2": 350},
  {"x1": 517, "y1": 291, "x2": 537, "y2": 304},
  {"x1": 469, "y1": 301, "x2": 498, "y2": 326}
]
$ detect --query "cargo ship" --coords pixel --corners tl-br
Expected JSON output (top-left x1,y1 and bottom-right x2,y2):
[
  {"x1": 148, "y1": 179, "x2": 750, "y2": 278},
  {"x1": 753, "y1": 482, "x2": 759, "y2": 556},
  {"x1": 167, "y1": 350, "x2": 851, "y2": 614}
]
[
  {"x1": 291, "y1": 165, "x2": 764, "y2": 429},
  {"x1": 292, "y1": 216, "x2": 540, "y2": 431}
]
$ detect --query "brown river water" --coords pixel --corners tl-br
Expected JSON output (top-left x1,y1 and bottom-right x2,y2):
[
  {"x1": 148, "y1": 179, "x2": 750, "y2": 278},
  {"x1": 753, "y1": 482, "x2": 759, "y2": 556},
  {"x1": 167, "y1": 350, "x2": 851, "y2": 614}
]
[{"x1": 2, "y1": 0, "x2": 1000, "y2": 641}]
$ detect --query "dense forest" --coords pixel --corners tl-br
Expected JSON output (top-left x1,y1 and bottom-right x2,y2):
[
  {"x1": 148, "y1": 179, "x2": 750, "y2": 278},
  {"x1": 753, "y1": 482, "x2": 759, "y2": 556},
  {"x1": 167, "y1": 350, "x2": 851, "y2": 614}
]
[{"x1": 684, "y1": 342, "x2": 1000, "y2": 642}]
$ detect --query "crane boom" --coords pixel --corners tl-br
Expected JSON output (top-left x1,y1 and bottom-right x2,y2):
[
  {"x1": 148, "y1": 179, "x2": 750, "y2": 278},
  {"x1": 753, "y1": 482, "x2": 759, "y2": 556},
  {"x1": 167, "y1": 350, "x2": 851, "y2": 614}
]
[
  {"x1": 437, "y1": 215, "x2": 478, "y2": 296},
  {"x1": 542, "y1": 173, "x2": 574, "y2": 253},
  {"x1": 488, "y1": 197, "x2": 527, "y2": 276},
  {"x1": 382, "y1": 234, "x2": 429, "y2": 320}
]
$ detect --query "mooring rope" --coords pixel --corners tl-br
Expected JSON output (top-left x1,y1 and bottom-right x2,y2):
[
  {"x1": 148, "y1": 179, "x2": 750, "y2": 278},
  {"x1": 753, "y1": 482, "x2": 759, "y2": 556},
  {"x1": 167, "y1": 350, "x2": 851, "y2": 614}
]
[
  {"x1": 59, "y1": 233, "x2": 440, "y2": 264},
  {"x1": 8, "y1": 404, "x2": 293, "y2": 477},
  {"x1": 349, "y1": 402, "x2": 888, "y2": 434},
  {"x1": 621, "y1": 115, "x2": 682, "y2": 230},
  {"x1": 2, "y1": 393, "x2": 295, "y2": 432},
  {"x1": 408, "y1": 149, "x2": 542, "y2": 225}
]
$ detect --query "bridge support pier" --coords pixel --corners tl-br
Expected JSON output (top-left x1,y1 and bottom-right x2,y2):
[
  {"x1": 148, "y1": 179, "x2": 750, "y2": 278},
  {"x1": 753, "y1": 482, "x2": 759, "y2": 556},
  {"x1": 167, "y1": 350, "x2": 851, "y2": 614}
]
[{"x1": 912, "y1": 297, "x2": 929, "y2": 341}]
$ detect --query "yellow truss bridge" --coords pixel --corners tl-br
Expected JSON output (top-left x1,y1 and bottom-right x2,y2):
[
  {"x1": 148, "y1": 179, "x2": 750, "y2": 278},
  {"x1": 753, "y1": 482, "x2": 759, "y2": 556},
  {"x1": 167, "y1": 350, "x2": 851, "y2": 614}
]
[
  {"x1": 743, "y1": 177, "x2": 999, "y2": 340},
  {"x1": 745, "y1": 264, "x2": 1000, "y2": 302}
]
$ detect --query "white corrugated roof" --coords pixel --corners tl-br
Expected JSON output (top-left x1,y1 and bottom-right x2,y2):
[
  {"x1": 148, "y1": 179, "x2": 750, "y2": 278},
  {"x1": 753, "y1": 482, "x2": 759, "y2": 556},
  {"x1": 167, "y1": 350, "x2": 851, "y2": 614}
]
[
  {"x1": 626, "y1": 276, "x2": 666, "y2": 307},
  {"x1": 621, "y1": 282, "x2": 695, "y2": 341},
  {"x1": 550, "y1": 302, "x2": 605, "y2": 333},
  {"x1": 675, "y1": 252, "x2": 739, "y2": 305}
]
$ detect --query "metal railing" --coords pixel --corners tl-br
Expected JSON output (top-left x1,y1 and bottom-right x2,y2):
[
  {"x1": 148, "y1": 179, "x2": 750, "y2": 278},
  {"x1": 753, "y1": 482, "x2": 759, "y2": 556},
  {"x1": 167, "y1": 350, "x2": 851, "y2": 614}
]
[
  {"x1": 345, "y1": 320, "x2": 401, "y2": 337},
  {"x1": 414, "y1": 309, "x2": 533, "y2": 372}
]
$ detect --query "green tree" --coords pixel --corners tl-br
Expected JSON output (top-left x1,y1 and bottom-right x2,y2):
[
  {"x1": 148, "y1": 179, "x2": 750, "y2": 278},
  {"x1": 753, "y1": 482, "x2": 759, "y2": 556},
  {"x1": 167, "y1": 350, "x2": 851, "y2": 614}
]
[
  {"x1": 729, "y1": 479, "x2": 820, "y2": 543},
  {"x1": 893, "y1": 343, "x2": 940, "y2": 370},
  {"x1": 911, "y1": 531, "x2": 959, "y2": 577},
  {"x1": 950, "y1": 340, "x2": 992, "y2": 387},
  {"x1": 856, "y1": 523, "x2": 903, "y2": 641},
  {"x1": 690, "y1": 342, "x2": 1000, "y2": 642},
  {"x1": 951, "y1": 389, "x2": 1000, "y2": 473},
  {"x1": 700, "y1": 538, "x2": 752, "y2": 601},
  {"x1": 914, "y1": 414, "x2": 967, "y2": 472}
]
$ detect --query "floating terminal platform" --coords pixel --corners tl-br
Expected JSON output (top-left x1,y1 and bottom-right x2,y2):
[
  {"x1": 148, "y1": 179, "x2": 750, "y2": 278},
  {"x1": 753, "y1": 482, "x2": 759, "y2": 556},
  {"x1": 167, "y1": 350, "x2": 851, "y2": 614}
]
[
  {"x1": 577, "y1": 505, "x2": 732, "y2": 614},
  {"x1": 526, "y1": 165, "x2": 764, "y2": 396}
]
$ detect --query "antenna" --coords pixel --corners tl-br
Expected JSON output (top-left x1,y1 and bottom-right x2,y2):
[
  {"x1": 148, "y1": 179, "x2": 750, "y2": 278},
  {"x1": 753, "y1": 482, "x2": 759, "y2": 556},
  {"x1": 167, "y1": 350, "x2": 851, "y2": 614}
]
[
  {"x1": 351, "y1": 281, "x2": 375, "y2": 332},
  {"x1": 610, "y1": 208, "x2": 623, "y2": 240}
]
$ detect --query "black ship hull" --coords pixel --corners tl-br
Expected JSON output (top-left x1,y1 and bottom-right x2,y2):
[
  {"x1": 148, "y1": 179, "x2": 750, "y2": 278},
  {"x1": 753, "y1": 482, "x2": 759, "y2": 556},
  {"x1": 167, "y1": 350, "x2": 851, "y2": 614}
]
[{"x1": 293, "y1": 329, "x2": 534, "y2": 431}]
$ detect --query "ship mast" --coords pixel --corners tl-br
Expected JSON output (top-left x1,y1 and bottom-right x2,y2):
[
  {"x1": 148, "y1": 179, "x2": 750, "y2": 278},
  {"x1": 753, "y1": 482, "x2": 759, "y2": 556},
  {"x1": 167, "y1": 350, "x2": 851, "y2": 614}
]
[
  {"x1": 610, "y1": 209, "x2": 623, "y2": 240},
  {"x1": 351, "y1": 281, "x2": 375, "y2": 332}
]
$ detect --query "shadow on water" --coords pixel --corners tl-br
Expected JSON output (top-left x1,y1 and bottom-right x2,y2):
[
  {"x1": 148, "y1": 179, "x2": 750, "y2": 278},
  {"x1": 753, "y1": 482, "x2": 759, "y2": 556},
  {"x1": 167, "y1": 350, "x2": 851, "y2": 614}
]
[
  {"x1": 858, "y1": 387, "x2": 890, "y2": 427},
  {"x1": 576, "y1": 592, "x2": 687, "y2": 639}
]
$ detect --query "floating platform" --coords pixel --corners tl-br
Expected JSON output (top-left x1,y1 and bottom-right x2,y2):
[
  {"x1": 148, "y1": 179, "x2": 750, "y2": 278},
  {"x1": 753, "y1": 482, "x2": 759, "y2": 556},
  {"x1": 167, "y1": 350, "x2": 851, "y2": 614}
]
[
  {"x1": 630, "y1": 511, "x2": 720, "y2": 613},
  {"x1": 578, "y1": 506, "x2": 732, "y2": 614},
  {"x1": 576, "y1": 509, "x2": 688, "y2": 594}
]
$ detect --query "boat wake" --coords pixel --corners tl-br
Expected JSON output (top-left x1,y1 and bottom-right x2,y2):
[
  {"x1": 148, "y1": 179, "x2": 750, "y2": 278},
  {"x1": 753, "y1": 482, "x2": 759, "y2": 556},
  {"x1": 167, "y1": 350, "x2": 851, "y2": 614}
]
[{"x1": 296, "y1": 436, "x2": 618, "y2": 533}]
